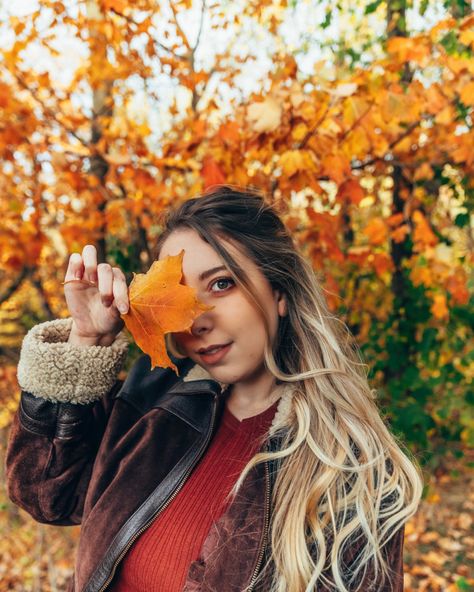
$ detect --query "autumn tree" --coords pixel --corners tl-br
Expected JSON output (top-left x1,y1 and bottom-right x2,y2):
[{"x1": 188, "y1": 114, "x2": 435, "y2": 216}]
[{"x1": 0, "y1": 0, "x2": 472, "y2": 465}]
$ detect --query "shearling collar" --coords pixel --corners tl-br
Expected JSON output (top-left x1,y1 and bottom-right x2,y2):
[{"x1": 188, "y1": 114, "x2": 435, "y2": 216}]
[{"x1": 180, "y1": 363, "x2": 293, "y2": 435}]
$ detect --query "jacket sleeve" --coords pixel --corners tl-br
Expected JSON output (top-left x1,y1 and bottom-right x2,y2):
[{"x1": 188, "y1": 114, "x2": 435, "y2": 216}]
[{"x1": 5, "y1": 318, "x2": 130, "y2": 527}]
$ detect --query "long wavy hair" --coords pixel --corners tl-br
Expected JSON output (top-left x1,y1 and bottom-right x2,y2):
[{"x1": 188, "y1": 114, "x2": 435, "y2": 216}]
[{"x1": 153, "y1": 185, "x2": 423, "y2": 592}]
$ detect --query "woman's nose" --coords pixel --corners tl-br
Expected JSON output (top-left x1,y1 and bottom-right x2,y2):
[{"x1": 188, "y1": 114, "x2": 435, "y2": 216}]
[{"x1": 190, "y1": 312, "x2": 212, "y2": 337}]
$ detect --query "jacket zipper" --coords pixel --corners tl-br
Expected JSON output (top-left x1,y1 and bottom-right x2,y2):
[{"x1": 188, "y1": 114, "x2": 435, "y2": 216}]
[
  {"x1": 246, "y1": 455, "x2": 271, "y2": 592},
  {"x1": 95, "y1": 394, "x2": 219, "y2": 592}
]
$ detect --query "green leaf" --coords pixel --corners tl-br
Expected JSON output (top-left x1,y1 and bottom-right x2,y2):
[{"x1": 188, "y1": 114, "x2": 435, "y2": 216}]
[
  {"x1": 321, "y1": 10, "x2": 332, "y2": 29},
  {"x1": 420, "y1": 327, "x2": 438, "y2": 357},
  {"x1": 454, "y1": 212, "x2": 469, "y2": 227},
  {"x1": 465, "y1": 390, "x2": 474, "y2": 405},
  {"x1": 455, "y1": 576, "x2": 472, "y2": 591},
  {"x1": 419, "y1": 0, "x2": 429, "y2": 14},
  {"x1": 364, "y1": 0, "x2": 383, "y2": 14}
]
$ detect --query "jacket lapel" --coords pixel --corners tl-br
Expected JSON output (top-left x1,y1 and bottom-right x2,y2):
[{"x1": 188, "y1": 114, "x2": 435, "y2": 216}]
[{"x1": 114, "y1": 356, "x2": 226, "y2": 433}]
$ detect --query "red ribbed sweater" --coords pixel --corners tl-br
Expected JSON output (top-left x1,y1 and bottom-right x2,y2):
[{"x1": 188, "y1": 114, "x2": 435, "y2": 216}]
[{"x1": 109, "y1": 395, "x2": 279, "y2": 592}]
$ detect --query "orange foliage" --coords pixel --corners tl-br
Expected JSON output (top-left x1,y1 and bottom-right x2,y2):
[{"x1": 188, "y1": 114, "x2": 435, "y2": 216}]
[{"x1": 0, "y1": 3, "x2": 471, "y2": 340}]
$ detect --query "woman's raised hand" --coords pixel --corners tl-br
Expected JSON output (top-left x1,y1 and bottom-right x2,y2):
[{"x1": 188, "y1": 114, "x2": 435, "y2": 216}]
[{"x1": 64, "y1": 245, "x2": 129, "y2": 346}]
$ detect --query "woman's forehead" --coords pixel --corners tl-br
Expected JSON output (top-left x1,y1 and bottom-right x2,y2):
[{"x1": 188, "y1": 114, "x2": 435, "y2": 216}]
[
  {"x1": 158, "y1": 227, "x2": 264, "y2": 285},
  {"x1": 159, "y1": 228, "x2": 244, "y2": 268},
  {"x1": 160, "y1": 228, "x2": 217, "y2": 258}
]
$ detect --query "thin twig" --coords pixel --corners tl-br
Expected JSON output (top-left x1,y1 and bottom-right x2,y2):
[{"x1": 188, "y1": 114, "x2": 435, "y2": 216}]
[
  {"x1": 193, "y1": 0, "x2": 206, "y2": 52},
  {"x1": 12, "y1": 72, "x2": 89, "y2": 148},
  {"x1": 168, "y1": 0, "x2": 192, "y2": 53},
  {"x1": 108, "y1": 7, "x2": 184, "y2": 58}
]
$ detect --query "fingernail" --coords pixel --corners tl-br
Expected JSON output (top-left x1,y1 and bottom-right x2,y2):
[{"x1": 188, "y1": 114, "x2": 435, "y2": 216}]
[{"x1": 118, "y1": 304, "x2": 128, "y2": 314}]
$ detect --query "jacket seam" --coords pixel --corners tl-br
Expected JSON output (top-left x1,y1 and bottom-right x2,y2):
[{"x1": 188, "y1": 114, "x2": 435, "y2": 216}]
[
  {"x1": 157, "y1": 406, "x2": 202, "y2": 432},
  {"x1": 38, "y1": 437, "x2": 56, "y2": 522},
  {"x1": 19, "y1": 397, "x2": 92, "y2": 440},
  {"x1": 19, "y1": 399, "x2": 57, "y2": 437}
]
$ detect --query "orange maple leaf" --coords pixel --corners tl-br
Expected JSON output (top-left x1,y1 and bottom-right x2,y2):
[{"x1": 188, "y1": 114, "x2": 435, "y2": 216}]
[
  {"x1": 412, "y1": 210, "x2": 437, "y2": 249},
  {"x1": 431, "y1": 293, "x2": 449, "y2": 320},
  {"x1": 201, "y1": 155, "x2": 226, "y2": 190},
  {"x1": 363, "y1": 218, "x2": 388, "y2": 246},
  {"x1": 460, "y1": 81, "x2": 474, "y2": 107},
  {"x1": 101, "y1": 0, "x2": 127, "y2": 14},
  {"x1": 337, "y1": 178, "x2": 365, "y2": 205},
  {"x1": 122, "y1": 251, "x2": 212, "y2": 373}
]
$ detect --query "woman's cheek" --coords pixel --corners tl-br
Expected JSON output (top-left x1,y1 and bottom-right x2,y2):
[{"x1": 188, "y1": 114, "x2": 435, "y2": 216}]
[{"x1": 173, "y1": 333, "x2": 191, "y2": 354}]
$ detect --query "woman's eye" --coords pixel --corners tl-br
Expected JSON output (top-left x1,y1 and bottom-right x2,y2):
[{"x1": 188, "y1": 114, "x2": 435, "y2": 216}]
[{"x1": 210, "y1": 277, "x2": 234, "y2": 292}]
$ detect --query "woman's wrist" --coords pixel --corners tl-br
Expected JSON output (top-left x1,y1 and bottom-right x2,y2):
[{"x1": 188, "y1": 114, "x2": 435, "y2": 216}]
[{"x1": 68, "y1": 325, "x2": 117, "y2": 347}]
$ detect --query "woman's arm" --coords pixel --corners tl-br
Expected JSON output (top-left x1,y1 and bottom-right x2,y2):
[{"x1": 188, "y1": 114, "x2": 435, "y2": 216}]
[{"x1": 5, "y1": 318, "x2": 129, "y2": 526}]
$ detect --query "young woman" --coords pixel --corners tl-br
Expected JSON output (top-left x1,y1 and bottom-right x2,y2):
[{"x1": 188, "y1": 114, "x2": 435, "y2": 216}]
[{"x1": 6, "y1": 185, "x2": 423, "y2": 592}]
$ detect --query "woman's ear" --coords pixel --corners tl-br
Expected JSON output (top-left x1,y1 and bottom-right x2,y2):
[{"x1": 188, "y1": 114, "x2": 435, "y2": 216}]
[{"x1": 275, "y1": 289, "x2": 288, "y2": 317}]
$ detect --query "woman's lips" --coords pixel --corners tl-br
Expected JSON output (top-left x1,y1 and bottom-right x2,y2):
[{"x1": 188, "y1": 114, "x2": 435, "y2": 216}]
[{"x1": 198, "y1": 343, "x2": 232, "y2": 364}]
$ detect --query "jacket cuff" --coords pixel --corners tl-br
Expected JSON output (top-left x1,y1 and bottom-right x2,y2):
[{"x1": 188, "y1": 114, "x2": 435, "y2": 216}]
[{"x1": 17, "y1": 318, "x2": 129, "y2": 405}]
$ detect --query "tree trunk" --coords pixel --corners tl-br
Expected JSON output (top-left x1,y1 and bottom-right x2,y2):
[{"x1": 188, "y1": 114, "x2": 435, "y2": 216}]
[{"x1": 385, "y1": 0, "x2": 414, "y2": 383}]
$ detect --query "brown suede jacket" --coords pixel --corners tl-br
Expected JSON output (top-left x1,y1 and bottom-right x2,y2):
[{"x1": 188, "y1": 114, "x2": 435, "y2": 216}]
[{"x1": 6, "y1": 318, "x2": 405, "y2": 592}]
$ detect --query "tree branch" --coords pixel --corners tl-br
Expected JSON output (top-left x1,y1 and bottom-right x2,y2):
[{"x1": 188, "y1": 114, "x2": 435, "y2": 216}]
[
  {"x1": 12, "y1": 71, "x2": 89, "y2": 148},
  {"x1": 193, "y1": 0, "x2": 206, "y2": 52},
  {"x1": 0, "y1": 267, "x2": 29, "y2": 306}
]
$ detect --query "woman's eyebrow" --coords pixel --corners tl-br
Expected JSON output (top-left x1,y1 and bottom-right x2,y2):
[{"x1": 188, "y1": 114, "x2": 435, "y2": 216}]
[{"x1": 198, "y1": 265, "x2": 227, "y2": 281}]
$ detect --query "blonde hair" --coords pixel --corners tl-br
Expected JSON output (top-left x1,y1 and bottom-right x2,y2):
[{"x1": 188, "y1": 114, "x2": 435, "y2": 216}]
[{"x1": 155, "y1": 186, "x2": 424, "y2": 592}]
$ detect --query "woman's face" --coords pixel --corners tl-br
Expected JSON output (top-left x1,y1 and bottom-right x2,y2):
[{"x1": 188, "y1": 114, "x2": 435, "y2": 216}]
[{"x1": 158, "y1": 228, "x2": 287, "y2": 386}]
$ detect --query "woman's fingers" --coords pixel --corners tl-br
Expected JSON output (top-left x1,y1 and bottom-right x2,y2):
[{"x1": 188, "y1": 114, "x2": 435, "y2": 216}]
[
  {"x1": 112, "y1": 267, "x2": 129, "y2": 314},
  {"x1": 64, "y1": 244, "x2": 128, "y2": 312},
  {"x1": 97, "y1": 263, "x2": 114, "y2": 307},
  {"x1": 82, "y1": 244, "x2": 98, "y2": 283},
  {"x1": 65, "y1": 252, "x2": 84, "y2": 282}
]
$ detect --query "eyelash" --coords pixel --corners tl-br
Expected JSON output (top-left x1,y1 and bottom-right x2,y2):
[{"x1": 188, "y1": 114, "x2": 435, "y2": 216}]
[{"x1": 210, "y1": 277, "x2": 235, "y2": 293}]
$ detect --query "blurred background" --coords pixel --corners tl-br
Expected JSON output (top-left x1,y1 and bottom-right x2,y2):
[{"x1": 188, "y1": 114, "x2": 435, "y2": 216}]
[{"x1": 0, "y1": 0, "x2": 472, "y2": 590}]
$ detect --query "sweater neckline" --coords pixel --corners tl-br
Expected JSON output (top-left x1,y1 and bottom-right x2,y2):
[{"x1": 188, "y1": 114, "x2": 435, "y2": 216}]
[{"x1": 222, "y1": 397, "x2": 280, "y2": 433}]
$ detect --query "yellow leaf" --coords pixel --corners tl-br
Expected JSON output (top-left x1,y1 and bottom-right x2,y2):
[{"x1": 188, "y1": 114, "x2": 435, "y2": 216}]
[
  {"x1": 435, "y1": 105, "x2": 455, "y2": 125},
  {"x1": 342, "y1": 127, "x2": 371, "y2": 159},
  {"x1": 246, "y1": 97, "x2": 282, "y2": 133},
  {"x1": 386, "y1": 36, "x2": 430, "y2": 64},
  {"x1": 460, "y1": 81, "x2": 474, "y2": 106},
  {"x1": 431, "y1": 293, "x2": 449, "y2": 319},
  {"x1": 343, "y1": 97, "x2": 371, "y2": 127},
  {"x1": 279, "y1": 150, "x2": 316, "y2": 177},
  {"x1": 330, "y1": 82, "x2": 358, "y2": 97},
  {"x1": 363, "y1": 218, "x2": 388, "y2": 246},
  {"x1": 412, "y1": 210, "x2": 437, "y2": 247},
  {"x1": 459, "y1": 29, "x2": 474, "y2": 49},
  {"x1": 410, "y1": 265, "x2": 432, "y2": 287},
  {"x1": 413, "y1": 163, "x2": 434, "y2": 181},
  {"x1": 291, "y1": 122, "x2": 308, "y2": 142}
]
